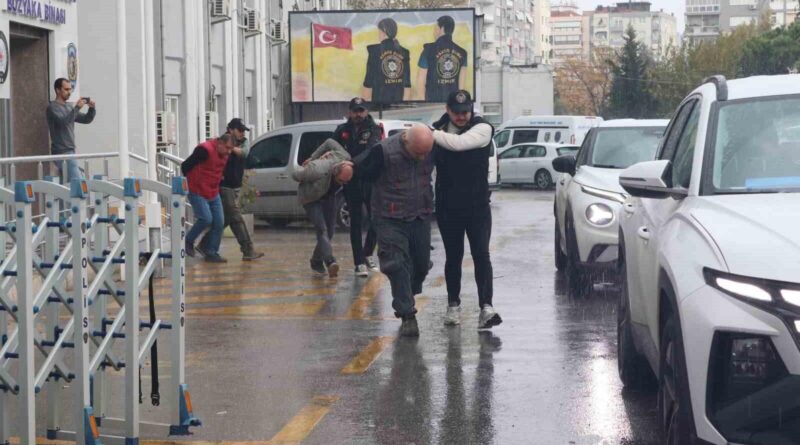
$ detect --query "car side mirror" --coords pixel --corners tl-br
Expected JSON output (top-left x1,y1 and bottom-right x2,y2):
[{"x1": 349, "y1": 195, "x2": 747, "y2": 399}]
[
  {"x1": 619, "y1": 160, "x2": 675, "y2": 199},
  {"x1": 552, "y1": 155, "x2": 577, "y2": 176}
]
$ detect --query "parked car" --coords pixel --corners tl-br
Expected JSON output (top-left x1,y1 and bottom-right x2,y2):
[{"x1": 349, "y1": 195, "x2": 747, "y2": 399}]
[
  {"x1": 552, "y1": 119, "x2": 667, "y2": 294},
  {"x1": 497, "y1": 143, "x2": 577, "y2": 189},
  {"x1": 617, "y1": 75, "x2": 800, "y2": 445},
  {"x1": 243, "y1": 119, "x2": 500, "y2": 227},
  {"x1": 494, "y1": 115, "x2": 603, "y2": 152}
]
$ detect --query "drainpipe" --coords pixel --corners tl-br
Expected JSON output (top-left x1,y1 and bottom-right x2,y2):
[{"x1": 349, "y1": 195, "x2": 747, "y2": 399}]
[
  {"x1": 184, "y1": 0, "x2": 200, "y2": 148},
  {"x1": 117, "y1": 0, "x2": 130, "y2": 179},
  {"x1": 143, "y1": 0, "x2": 157, "y2": 188}
]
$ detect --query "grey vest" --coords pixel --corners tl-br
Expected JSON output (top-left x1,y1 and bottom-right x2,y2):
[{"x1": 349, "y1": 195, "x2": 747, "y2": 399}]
[{"x1": 372, "y1": 134, "x2": 435, "y2": 221}]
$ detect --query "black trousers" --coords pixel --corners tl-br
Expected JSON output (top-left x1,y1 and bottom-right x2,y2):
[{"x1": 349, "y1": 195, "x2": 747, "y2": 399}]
[
  {"x1": 437, "y1": 205, "x2": 493, "y2": 308},
  {"x1": 344, "y1": 182, "x2": 377, "y2": 266},
  {"x1": 375, "y1": 218, "x2": 431, "y2": 318}
]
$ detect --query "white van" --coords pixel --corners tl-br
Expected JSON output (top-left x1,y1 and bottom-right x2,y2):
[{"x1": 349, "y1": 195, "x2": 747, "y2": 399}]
[
  {"x1": 494, "y1": 115, "x2": 603, "y2": 153},
  {"x1": 243, "y1": 119, "x2": 498, "y2": 227}
]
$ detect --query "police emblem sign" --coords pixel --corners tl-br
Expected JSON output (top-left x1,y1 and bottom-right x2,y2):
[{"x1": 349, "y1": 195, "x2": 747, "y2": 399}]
[{"x1": 290, "y1": 9, "x2": 475, "y2": 105}]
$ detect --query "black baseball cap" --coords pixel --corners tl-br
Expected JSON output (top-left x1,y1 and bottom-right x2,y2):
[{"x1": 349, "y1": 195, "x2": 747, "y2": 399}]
[
  {"x1": 349, "y1": 97, "x2": 368, "y2": 111},
  {"x1": 227, "y1": 118, "x2": 250, "y2": 132},
  {"x1": 447, "y1": 90, "x2": 473, "y2": 113}
]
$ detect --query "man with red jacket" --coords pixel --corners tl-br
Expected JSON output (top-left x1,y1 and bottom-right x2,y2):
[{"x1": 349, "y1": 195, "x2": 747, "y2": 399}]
[{"x1": 181, "y1": 133, "x2": 237, "y2": 263}]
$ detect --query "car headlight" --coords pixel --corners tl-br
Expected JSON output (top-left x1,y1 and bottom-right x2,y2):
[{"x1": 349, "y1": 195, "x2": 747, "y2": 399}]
[
  {"x1": 580, "y1": 184, "x2": 627, "y2": 204},
  {"x1": 704, "y1": 268, "x2": 800, "y2": 342},
  {"x1": 585, "y1": 203, "x2": 614, "y2": 226}
]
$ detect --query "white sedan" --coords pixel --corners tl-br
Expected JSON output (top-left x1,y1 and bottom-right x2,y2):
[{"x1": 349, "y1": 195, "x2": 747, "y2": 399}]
[
  {"x1": 618, "y1": 75, "x2": 800, "y2": 444},
  {"x1": 552, "y1": 119, "x2": 667, "y2": 295},
  {"x1": 497, "y1": 143, "x2": 578, "y2": 189}
]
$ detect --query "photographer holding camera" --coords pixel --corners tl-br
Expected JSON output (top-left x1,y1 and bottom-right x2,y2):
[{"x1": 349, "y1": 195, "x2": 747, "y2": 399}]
[{"x1": 46, "y1": 78, "x2": 96, "y2": 182}]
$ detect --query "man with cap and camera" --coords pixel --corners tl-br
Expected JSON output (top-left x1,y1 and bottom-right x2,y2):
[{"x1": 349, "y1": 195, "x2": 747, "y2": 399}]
[
  {"x1": 416, "y1": 15, "x2": 468, "y2": 102},
  {"x1": 199, "y1": 118, "x2": 264, "y2": 261},
  {"x1": 432, "y1": 89, "x2": 502, "y2": 330},
  {"x1": 333, "y1": 98, "x2": 384, "y2": 277}
]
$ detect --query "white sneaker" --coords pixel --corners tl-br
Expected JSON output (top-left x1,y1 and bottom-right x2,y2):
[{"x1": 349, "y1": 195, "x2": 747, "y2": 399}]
[
  {"x1": 478, "y1": 305, "x2": 503, "y2": 330},
  {"x1": 366, "y1": 257, "x2": 379, "y2": 271},
  {"x1": 444, "y1": 305, "x2": 461, "y2": 326},
  {"x1": 355, "y1": 264, "x2": 369, "y2": 277}
]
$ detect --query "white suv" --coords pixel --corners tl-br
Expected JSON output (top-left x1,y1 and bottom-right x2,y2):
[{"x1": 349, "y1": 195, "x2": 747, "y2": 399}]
[
  {"x1": 617, "y1": 75, "x2": 800, "y2": 445},
  {"x1": 552, "y1": 119, "x2": 667, "y2": 295}
]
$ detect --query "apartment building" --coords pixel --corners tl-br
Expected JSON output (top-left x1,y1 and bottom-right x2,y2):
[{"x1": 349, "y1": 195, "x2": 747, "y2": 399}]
[
  {"x1": 475, "y1": 0, "x2": 551, "y2": 66},
  {"x1": 550, "y1": 3, "x2": 590, "y2": 64},
  {"x1": 587, "y1": 2, "x2": 677, "y2": 59},
  {"x1": 685, "y1": 0, "x2": 776, "y2": 44}
]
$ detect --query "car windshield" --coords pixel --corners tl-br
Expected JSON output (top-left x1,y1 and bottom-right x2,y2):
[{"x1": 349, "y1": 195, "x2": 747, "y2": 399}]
[
  {"x1": 588, "y1": 127, "x2": 664, "y2": 168},
  {"x1": 557, "y1": 146, "x2": 579, "y2": 156},
  {"x1": 708, "y1": 95, "x2": 800, "y2": 194}
]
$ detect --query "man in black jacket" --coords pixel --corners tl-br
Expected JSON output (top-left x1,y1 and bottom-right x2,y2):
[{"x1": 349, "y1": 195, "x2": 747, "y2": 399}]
[
  {"x1": 432, "y1": 90, "x2": 502, "y2": 329},
  {"x1": 199, "y1": 118, "x2": 264, "y2": 261},
  {"x1": 334, "y1": 98, "x2": 384, "y2": 277}
]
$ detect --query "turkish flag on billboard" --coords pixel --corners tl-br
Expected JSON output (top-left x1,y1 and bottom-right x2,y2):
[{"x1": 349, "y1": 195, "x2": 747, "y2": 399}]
[{"x1": 312, "y1": 23, "x2": 353, "y2": 50}]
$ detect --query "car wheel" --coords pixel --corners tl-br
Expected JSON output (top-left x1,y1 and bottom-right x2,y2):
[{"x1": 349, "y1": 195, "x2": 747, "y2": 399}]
[
  {"x1": 535, "y1": 170, "x2": 553, "y2": 189},
  {"x1": 554, "y1": 217, "x2": 567, "y2": 271},
  {"x1": 565, "y1": 213, "x2": 591, "y2": 296},
  {"x1": 337, "y1": 200, "x2": 351, "y2": 229},
  {"x1": 617, "y1": 238, "x2": 655, "y2": 388},
  {"x1": 659, "y1": 315, "x2": 694, "y2": 445}
]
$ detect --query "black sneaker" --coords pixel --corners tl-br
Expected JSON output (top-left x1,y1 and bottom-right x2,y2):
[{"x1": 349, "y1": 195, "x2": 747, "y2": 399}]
[
  {"x1": 242, "y1": 250, "x2": 265, "y2": 261},
  {"x1": 196, "y1": 243, "x2": 209, "y2": 258},
  {"x1": 399, "y1": 316, "x2": 419, "y2": 337},
  {"x1": 185, "y1": 241, "x2": 196, "y2": 258},
  {"x1": 204, "y1": 254, "x2": 228, "y2": 263},
  {"x1": 310, "y1": 260, "x2": 326, "y2": 274}
]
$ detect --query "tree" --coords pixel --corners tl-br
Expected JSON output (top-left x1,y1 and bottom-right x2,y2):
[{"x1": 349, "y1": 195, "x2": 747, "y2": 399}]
[
  {"x1": 739, "y1": 20, "x2": 800, "y2": 76},
  {"x1": 649, "y1": 23, "x2": 764, "y2": 115},
  {"x1": 554, "y1": 48, "x2": 613, "y2": 116},
  {"x1": 607, "y1": 26, "x2": 654, "y2": 118}
]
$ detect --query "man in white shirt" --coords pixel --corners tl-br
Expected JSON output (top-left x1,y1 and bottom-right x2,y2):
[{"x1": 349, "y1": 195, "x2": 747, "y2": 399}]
[{"x1": 431, "y1": 90, "x2": 501, "y2": 330}]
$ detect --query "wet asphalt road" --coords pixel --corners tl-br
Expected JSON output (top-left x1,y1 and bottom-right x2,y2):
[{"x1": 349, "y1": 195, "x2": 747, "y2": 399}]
[{"x1": 30, "y1": 189, "x2": 660, "y2": 444}]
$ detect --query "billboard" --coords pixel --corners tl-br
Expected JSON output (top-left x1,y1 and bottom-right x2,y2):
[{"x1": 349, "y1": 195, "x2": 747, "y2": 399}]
[{"x1": 290, "y1": 9, "x2": 476, "y2": 104}]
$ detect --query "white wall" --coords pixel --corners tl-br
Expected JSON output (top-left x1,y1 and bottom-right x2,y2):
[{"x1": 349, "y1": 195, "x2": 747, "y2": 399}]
[{"x1": 481, "y1": 65, "x2": 554, "y2": 123}]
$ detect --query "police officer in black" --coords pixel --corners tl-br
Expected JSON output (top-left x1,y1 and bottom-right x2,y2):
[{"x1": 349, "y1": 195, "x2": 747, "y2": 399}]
[
  {"x1": 432, "y1": 90, "x2": 502, "y2": 329},
  {"x1": 362, "y1": 18, "x2": 411, "y2": 105},
  {"x1": 416, "y1": 15, "x2": 468, "y2": 102},
  {"x1": 334, "y1": 98, "x2": 384, "y2": 276}
]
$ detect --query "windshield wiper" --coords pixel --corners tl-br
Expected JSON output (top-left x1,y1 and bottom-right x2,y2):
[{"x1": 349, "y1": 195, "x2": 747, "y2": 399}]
[{"x1": 592, "y1": 164, "x2": 623, "y2": 169}]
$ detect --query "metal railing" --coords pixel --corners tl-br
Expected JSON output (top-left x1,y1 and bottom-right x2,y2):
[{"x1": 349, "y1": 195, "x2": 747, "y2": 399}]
[{"x1": 0, "y1": 152, "x2": 120, "y2": 185}]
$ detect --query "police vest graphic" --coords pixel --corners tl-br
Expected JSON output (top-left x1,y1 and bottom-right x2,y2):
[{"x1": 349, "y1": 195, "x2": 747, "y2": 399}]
[
  {"x1": 420, "y1": 35, "x2": 468, "y2": 102},
  {"x1": 364, "y1": 39, "x2": 411, "y2": 105}
]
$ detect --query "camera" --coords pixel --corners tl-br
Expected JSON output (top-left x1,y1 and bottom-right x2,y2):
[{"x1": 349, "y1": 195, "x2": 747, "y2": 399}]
[{"x1": 81, "y1": 97, "x2": 91, "y2": 103}]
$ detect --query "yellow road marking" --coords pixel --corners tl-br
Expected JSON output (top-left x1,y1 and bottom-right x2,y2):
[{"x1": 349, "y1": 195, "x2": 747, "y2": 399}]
[
  {"x1": 344, "y1": 274, "x2": 386, "y2": 320},
  {"x1": 428, "y1": 276, "x2": 445, "y2": 288},
  {"x1": 169, "y1": 279, "x2": 328, "y2": 294},
  {"x1": 341, "y1": 336, "x2": 394, "y2": 374},
  {"x1": 187, "y1": 300, "x2": 327, "y2": 317},
  {"x1": 269, "y1": 395, "x2": 339, "y2": 445},
  {"x1": 145, "y1": 287, "x2": 336, "y2": 308},
  {"x1": 155, "y1": 272, "x2": 312, "y2": 287}
]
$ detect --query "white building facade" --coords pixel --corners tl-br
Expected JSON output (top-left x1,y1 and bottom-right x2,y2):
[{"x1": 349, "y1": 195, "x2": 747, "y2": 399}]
[
  {"x1": 75, "y1": 0, "x2": 291, "y2": 178},
  {"x1": 0, "y1": 0, "x2": 81, "y2": 181}
]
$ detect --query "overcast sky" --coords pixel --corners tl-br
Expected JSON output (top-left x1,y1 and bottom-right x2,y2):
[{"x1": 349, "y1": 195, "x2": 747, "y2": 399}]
[{"x1": 571, "y1": 0, "x2": 686, "y2": 31}]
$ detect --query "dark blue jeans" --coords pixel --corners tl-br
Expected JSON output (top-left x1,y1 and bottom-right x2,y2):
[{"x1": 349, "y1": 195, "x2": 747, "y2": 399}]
[{"x1": 187, "y1": 193, "x2": 224, "y2": 256}]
